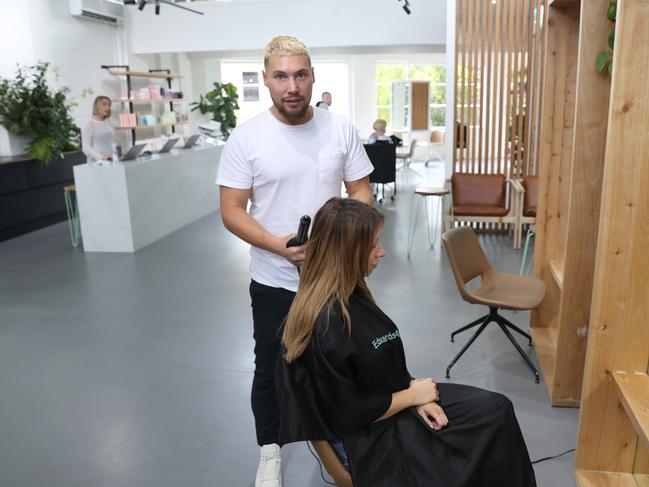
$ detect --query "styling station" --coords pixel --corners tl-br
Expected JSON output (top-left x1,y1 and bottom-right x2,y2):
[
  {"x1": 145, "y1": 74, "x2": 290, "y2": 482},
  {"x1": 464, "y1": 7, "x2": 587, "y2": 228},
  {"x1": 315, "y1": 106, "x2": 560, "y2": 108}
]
[{"x1": 73, "y1": 145, "x2": 222, "y2": 252}]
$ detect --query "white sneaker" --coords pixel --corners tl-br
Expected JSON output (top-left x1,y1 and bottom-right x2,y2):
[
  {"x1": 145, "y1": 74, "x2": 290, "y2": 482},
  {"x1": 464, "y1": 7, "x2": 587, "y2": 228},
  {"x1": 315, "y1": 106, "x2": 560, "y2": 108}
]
[{"x1": 255, "y1": 443, "x2": 282, "y2": 487}]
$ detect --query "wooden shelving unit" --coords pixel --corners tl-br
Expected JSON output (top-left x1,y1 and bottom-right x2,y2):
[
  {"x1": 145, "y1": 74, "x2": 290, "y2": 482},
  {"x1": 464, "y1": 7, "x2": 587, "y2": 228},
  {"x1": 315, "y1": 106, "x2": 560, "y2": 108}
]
[
  {"x1": 612, "y1": 372, "x2": 649, "y2": 453},
  {"x1": 114, "y1": 99, "x2": 184, "y2": 104},
  {"x1": 530, "y1": 0, "x2": 611, "y2": 407},
  {"x1": 107, "y1": 69, "x2": 182, "y2": 79},
  {"x1": 102, "y1": 65, "x2": 185, "y2": 143},
  {"x1": 574, "y1": 0, "x2": 649, "y2": 484}
]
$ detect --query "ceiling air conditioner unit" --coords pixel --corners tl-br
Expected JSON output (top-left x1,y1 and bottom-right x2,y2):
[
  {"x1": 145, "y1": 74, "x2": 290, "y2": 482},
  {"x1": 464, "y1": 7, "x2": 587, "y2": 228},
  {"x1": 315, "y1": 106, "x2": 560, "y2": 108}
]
[{"x1": 69, "y1": 0, "x2": 124, "y2": 25}]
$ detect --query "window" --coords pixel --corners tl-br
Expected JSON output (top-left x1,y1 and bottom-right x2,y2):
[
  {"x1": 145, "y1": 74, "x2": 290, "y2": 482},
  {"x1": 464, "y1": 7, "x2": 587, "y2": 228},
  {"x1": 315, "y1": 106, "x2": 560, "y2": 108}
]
[
  {"x1": 221, "y1": 61, "x2": 350, "y2": 125},
  {"x1": 376, "y1": 63, "x2": 447, "y2": 129}
]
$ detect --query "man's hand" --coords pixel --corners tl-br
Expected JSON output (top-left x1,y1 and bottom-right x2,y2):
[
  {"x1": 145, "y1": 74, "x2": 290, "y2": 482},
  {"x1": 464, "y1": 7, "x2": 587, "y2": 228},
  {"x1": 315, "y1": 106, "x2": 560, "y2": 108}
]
[
  {"x1": 416, "y1": 402, "x2": 448, "y2": 431},
  {"x1": 276, "y1": 234, "x2": 307, "y2": 266}
]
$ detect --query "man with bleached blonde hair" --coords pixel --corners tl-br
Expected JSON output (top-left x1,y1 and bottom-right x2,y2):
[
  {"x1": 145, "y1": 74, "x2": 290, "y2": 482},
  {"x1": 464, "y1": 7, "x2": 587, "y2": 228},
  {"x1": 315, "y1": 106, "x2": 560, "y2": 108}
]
[{"x1": 216, "y1": 35, "x2": 373, "y2": 487}]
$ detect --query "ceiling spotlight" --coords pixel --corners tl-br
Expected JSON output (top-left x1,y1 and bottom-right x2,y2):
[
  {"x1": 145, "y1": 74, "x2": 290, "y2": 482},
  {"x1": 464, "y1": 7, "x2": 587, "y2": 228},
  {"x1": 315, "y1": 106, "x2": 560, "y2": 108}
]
[
  {"x1": 133, "y1": 0, "x2": 204, "y2": 15},
  {"x1": 397, "y1": 0, "x2": 411, "y2": 15}
]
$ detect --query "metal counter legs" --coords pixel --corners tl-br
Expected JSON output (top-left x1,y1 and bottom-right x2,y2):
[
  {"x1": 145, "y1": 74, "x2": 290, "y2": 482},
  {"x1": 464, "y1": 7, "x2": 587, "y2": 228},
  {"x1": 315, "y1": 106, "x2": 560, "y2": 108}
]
[
  {"x1": 63, "y1": 184, "x2": 82, "y2": 248},
  {"x1": 407, "y1": 187, "x2": 449, "y2": 258}
]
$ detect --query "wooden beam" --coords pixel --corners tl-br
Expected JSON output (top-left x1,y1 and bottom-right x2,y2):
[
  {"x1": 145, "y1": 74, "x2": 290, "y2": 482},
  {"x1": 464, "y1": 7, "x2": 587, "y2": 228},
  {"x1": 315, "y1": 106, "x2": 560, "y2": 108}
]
[{"x1": 576, "y1": 0, "x2": 649, "y2": 471}]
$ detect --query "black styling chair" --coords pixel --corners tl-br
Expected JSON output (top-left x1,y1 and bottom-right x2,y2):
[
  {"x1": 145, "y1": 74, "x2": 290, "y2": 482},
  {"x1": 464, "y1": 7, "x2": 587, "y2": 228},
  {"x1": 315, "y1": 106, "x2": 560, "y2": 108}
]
[{"x1": 364, "y1": 143, "x2": 397, "y2": 204}]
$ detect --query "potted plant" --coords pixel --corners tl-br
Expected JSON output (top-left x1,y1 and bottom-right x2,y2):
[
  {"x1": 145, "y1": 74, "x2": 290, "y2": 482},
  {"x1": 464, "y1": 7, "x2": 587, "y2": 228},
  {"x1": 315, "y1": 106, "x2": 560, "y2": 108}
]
[
  {"x1": 0, "y1": 62, "x2": 81, "y2": 165},
  {"x1": 190, "y1": 82, "x2": 240, "y2": 139}
]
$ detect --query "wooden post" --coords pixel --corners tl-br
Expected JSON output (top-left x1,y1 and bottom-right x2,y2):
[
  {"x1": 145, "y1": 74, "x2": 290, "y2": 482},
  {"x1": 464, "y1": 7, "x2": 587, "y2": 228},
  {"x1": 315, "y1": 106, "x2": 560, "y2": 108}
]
[{"x1": 576, "y1": 0, "x2": 649, "y2": 476}]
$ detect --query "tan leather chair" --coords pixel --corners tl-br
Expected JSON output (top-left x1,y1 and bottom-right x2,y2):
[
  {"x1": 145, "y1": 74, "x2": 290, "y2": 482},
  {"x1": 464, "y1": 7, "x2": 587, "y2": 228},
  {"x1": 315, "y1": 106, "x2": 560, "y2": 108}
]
[
  {"x1": 522, "y1": 176, "x2": 538, "y2": 218},
  {"x1": 447, "y1": 173, "x2": 523, "y2": 248},
  {"x1": 442, "y1": 226, "x2": 545, "y2": 382},
  {"x1": 311, "y1": 441, "x2": 353, "y2": 487}
]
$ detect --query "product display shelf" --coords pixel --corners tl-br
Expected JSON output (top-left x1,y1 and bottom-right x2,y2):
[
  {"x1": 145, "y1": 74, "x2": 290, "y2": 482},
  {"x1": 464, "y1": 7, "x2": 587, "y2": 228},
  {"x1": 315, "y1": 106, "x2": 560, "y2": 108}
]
[
  {"x1": 101, "y1": 65, "x2": 185, "y2": 143},
  {"x1": 531, "y1": 0, "x2": 610, "y2": 407},
  {"x1": 107, "y1": 69, "x2": 182, "y2": 79},
  {"x1": 114, "y1": 99, "x2": 184, "y2": 104},
  {"x1": 115, "y1": 122, "x2": 188, "y2": 131},
  {"x1": 573, "y1": 0, "x2": 649, "y2": 484}
]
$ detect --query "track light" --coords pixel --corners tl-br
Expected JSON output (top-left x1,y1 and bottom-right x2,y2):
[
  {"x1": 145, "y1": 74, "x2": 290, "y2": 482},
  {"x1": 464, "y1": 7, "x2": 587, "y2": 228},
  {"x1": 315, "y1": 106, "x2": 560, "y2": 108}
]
[
  {"x1": 397, "y1": 0, "x2": 411, "y2": 15},
  {"x1": 133, "y1": 0, "x2": 204, "y2": 15}
]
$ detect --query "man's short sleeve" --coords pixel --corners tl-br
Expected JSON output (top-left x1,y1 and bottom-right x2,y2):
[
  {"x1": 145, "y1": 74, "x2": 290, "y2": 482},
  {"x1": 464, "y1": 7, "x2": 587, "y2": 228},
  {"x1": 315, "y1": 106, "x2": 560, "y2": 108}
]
[
  {"x1": 343, "y1": 121, "x2": 374, "y2": 183},
  {"x1": 215, "y1": 131, "x2": 253, "y2": 189}
]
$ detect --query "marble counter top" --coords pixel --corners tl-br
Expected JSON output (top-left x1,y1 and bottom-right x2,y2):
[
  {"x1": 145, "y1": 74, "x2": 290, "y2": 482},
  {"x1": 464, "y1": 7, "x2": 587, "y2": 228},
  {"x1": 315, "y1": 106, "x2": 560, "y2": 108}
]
[{"x1": 74, "y1": 145, "x2": 223, "y2": 252}]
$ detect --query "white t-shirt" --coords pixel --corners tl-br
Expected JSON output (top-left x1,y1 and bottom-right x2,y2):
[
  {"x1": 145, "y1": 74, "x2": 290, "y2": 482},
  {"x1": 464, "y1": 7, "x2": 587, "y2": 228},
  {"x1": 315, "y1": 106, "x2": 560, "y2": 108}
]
[{"x1": 216, "y1": 109, "x2": 374, "y2": 292}]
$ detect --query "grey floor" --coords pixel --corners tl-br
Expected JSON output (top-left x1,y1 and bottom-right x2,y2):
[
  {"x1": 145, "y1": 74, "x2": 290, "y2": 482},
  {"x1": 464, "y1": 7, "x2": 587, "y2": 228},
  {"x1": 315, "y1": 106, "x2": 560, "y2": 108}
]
[{"x1": 0, "y1": 160, "x2": 578, "y2": 487}]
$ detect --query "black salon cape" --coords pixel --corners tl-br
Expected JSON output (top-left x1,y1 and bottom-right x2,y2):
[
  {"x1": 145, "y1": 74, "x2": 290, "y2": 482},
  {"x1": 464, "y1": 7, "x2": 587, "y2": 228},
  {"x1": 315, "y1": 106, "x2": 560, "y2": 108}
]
[{"x1": 276, "y1": 288, "x2": 536, "y2": 487}]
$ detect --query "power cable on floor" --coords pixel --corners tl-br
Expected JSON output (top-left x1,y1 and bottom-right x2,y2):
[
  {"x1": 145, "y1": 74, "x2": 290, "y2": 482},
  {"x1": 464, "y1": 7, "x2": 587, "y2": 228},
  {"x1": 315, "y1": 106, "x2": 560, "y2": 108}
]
[
  {"x1": 532, "y1": 448, "x2": 575, "y2": 465},
  {"x1": 306, "y1": 442, "x2": 337, "y2": 486}
]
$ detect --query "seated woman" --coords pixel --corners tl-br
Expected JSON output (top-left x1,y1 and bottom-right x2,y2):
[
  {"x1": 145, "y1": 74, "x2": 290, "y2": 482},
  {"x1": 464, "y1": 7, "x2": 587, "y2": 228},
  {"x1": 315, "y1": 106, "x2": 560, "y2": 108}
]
[
  {"x1": 367, "y1": 118, "x2": 388, "y2": 143},
  {"x1": 276, "y1": 198, "x2": 536, "y2": 487}
]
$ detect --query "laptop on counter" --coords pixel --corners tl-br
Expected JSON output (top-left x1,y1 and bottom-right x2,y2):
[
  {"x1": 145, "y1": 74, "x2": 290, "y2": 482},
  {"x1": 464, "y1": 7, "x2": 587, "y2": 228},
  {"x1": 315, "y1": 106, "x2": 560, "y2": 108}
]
[
  {"x1": 120, "y1": 143, "x2": 147, "y2": 161},
  {"x1": 181, "y1": 134, "x2": 201, "y2": 149},
  {"x1": 158, "y1": 138, "x2": 180, "y2": 153}
]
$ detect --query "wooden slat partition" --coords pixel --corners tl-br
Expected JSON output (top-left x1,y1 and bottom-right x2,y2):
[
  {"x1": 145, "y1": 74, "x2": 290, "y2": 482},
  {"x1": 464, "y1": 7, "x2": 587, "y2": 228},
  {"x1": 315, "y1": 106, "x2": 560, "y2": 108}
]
[{"x1": 454, "y1": 0, "x2": 544, "y2": 179}]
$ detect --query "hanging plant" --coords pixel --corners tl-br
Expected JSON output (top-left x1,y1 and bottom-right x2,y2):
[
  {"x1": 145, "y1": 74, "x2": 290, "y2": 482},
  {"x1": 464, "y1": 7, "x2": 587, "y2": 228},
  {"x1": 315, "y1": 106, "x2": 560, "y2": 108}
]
[
  {"x1": 595, "y1": 2, "x2": 616, "y2": 75},
  {"x1": 0, "y1": 62, "x2": 82, "y2": 165},
  {"x1": 190, "y1": 82, "x2": 240, "y2": 139}
]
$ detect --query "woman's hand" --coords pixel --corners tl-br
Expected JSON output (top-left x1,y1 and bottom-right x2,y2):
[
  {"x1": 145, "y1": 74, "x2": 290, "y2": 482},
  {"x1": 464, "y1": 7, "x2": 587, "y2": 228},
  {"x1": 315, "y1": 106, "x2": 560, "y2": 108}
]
[
  {"x1": 408, "y1": 378, "x2": 439, "y2": 406},
  {"x1": 416, "y1": 402, "x2": 449, "y2": 430}
]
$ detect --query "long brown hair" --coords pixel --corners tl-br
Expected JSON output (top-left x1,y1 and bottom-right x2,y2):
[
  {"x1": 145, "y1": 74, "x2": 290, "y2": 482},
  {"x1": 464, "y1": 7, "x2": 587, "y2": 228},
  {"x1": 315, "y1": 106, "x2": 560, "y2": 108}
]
[{"x1": 282, "y1": 198, "x2": 385, "y2": 362}]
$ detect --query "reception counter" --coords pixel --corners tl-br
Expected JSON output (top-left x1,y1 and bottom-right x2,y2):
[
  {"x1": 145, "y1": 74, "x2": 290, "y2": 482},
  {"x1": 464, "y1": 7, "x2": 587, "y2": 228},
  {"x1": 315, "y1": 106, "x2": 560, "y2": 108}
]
[{"x1": 73, "y1": 145, "x2": 222, "y2": 252}]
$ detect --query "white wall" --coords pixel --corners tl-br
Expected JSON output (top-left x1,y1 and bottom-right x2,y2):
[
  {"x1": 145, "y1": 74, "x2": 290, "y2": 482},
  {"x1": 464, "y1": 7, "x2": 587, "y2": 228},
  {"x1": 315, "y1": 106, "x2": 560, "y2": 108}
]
[
  {"x1": 1, "y1": 3, "x2": 35, "y2": 77},
  {"x1": 125, "y1": 0, "x2": 445, "y2": 55},
  {"x1": 0, "y1": 0, "x2": 127, "y2": 129}
]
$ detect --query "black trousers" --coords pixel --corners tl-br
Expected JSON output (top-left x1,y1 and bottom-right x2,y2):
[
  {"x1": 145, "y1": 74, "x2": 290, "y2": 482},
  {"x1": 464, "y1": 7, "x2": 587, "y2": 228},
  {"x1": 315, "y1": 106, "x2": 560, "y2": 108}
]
[{"x1": 249, "y1": 280, "x2": 296, "y2": 446}]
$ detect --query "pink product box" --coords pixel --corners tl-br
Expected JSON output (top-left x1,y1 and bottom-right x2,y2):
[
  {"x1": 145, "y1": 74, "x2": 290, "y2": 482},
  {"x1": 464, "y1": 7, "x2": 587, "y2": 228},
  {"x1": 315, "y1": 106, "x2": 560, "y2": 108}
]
[
  {"x1": 119, "y1": 113, "x2": 137, "y2": 127},
  {"x1": 149, "y1": 85, "x2": 162, "y2": 100}
]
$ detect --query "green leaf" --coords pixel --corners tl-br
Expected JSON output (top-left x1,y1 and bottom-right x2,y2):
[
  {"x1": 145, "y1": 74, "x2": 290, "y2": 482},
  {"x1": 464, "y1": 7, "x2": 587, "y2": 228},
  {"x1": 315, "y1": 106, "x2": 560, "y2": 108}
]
[
  {"x1": 607, "y1": 2, "x2": 616, "y2": 22},
  {"x1": 607, "y1": 62, "x2": 613, "y2": 75},
  {"x1": 608, "y1": 28, "x2": 615, "y2": 50},
  {"x1": 595, "y1": 51, "x2": 612, "y2": 72},
  {"x1": 191, "y1": 82, "x2": 239, "y2": 139}
]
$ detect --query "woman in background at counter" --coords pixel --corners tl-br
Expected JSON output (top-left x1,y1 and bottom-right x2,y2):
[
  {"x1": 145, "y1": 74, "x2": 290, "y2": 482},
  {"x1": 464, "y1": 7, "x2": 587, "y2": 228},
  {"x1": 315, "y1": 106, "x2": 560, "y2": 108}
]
[{"x1": 82, "y1": 96, "x2": 114, "y2": 163}]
